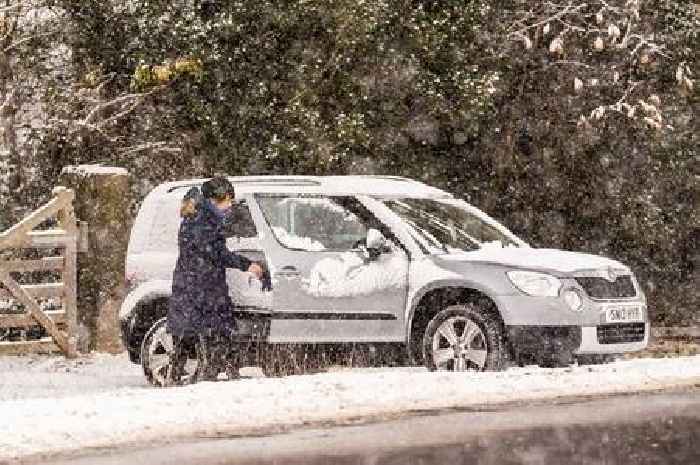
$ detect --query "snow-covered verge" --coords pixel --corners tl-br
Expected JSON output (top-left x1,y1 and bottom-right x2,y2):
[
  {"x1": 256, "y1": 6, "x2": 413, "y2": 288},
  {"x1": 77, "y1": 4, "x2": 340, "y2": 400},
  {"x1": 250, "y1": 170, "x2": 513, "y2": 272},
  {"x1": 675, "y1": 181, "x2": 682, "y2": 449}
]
[
  {"x1": 1, "y1": 354, "x2": 699, "y2": 462},
  {"x1": 0, "y1": 353, "x2": 146, "y2": 402}
]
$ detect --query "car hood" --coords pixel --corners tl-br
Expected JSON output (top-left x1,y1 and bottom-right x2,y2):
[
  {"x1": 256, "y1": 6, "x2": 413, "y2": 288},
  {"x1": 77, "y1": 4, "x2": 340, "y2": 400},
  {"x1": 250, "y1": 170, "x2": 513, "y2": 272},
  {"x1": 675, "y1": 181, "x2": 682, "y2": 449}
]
[{"x1": 437, "y1": 247, "x2": 630, "y2": 275}]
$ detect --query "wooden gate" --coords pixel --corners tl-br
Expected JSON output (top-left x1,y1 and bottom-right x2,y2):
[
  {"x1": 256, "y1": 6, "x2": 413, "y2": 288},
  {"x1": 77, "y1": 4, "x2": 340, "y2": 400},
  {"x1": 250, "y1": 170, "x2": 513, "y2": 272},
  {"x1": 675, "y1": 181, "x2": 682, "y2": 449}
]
[{"x1": 0, "y1": 187, "x2": 80, "y2": 357}]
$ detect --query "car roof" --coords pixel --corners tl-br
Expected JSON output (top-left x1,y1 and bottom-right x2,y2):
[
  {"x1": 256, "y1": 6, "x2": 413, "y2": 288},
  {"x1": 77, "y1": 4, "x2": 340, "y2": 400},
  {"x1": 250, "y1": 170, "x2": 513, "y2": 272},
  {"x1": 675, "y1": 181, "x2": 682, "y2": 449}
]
[{"x1": 153, "y1": 175, "x2": 452, "y2": 198}]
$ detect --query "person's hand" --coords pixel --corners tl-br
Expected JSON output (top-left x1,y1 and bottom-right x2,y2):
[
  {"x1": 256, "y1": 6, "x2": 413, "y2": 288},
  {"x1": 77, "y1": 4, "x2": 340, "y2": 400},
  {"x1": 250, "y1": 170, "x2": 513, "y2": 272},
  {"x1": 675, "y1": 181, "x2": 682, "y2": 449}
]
[{"x1": 247, "y1": 262, "x2": 264, "y2": 280}]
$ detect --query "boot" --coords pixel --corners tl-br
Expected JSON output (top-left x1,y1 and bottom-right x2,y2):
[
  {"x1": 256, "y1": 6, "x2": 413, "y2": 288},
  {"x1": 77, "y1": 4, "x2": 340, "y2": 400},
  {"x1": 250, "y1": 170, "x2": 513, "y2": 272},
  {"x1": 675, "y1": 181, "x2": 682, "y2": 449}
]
[
  {"x1": 225, "y1": 361, "x2": 240, "y2": 380},
  {"x1": 165, "y1": 335, "x2": 187, "y2": 386},
  {"x1": 196, "y1": 333, "x2": 220, "y2": 381}
]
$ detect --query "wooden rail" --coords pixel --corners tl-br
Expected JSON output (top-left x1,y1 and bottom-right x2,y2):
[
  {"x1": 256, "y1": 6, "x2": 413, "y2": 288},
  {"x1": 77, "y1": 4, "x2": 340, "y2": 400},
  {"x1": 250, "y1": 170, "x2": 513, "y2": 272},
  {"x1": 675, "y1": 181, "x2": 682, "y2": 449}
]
[
  {"x1": 0, "y1": 283, "x2": 64, "y2": 300},
  {"x1": 0, "y1": 310, "x2": 67, "y2": 328},
  {"x1": 0, "y1": 187, "x2": 79, "y2": 357},
  {"x1": 0, "y1": 257, "x2": 64, "y2": 273},
  {"x1": 0, "y1": 338, "x2": 58, "y2": 355}
]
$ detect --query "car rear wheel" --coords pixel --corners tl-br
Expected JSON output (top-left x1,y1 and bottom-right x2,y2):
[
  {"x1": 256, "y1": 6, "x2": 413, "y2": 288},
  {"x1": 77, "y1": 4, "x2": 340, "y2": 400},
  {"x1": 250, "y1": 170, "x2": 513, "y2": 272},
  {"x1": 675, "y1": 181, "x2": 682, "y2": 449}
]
[
  {"x1": 422, "y1": 304, "x2": 506, "y2": 372},
  {"x1": 141, "y1": 318, "x2": 198, "y2": 387}
]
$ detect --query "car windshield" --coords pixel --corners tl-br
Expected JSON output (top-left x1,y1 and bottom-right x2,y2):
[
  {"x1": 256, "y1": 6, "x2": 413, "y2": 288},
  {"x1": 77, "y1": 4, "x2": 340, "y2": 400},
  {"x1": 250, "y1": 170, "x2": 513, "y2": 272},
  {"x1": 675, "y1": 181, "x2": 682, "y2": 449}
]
[{"x1": 382, "y1": 198, "x2": 522, "y2": 253}]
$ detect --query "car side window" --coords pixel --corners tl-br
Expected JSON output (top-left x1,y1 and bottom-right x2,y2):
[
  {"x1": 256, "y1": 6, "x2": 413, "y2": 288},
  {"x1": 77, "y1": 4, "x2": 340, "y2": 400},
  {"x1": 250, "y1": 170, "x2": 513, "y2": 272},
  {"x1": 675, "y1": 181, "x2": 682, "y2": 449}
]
[
  {"x1": 147, "y1": 198, "x2": 181, "y2": 252},
  {"x1": 257, "y1": 196, "x2": 372, "y2": 251},
  {"x1": 222, "y1": 201, "x2": 258, "y2": 239}
]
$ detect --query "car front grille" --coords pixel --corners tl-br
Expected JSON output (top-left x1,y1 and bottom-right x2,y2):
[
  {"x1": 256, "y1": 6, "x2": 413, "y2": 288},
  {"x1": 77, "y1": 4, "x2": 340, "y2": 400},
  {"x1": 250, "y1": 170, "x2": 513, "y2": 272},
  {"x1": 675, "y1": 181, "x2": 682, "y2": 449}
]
[
  {"x1": 575, "y1": 276, "x2": 636, "y2": 299},
  {"x1": 597, "y1": 323, "x2": 646, "y2": 344}
]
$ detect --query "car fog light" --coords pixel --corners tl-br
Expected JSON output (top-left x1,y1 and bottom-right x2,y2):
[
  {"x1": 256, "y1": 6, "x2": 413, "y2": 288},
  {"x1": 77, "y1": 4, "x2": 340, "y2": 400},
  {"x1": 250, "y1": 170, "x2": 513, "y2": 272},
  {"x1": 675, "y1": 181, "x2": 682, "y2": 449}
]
[{"x1": 563, "y1": 289, "x2": 583, "y2": 312}]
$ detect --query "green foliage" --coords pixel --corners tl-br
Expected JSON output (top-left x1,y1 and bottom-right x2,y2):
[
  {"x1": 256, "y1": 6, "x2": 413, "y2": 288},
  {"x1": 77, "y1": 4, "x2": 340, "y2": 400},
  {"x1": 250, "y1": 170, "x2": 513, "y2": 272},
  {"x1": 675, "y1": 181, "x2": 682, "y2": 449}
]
[
  {"x1": 131, "y1": 58, "x2": 204, "y2": 91},
  {"x1": 48, "y1": 0, "x2": 494, "y2": 174}
]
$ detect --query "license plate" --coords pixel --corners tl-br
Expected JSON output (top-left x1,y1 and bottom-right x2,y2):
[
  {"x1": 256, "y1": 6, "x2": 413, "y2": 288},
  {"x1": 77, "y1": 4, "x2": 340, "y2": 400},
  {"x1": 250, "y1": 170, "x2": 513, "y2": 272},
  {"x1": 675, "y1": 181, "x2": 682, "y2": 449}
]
[{"x1": 605, "y1": 306, "x2": 643, "y2": 323}]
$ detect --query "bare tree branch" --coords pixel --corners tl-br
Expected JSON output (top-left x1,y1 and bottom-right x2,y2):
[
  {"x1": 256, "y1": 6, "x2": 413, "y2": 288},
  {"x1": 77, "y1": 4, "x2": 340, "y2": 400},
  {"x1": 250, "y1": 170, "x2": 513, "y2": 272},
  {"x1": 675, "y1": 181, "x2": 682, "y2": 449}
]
[
  {"x1": 0, "y1": 3, "x2": 22, "y2": 15},
  {"x1": 552, "y1": 60, "x2": 594, "y2": 69},
  {"x1": 507, "y1": 2, "x2": 587, "y2": 38},
  {"x1": 3, "y1": 30, "x2": 58, "y2": 53},
  {"x1": 117, "y1": 141, "x2": 183, "y2": 155},
  {"x1": 0, "y1": 89, "x2": 17, "y2": 116},
  {"x1": 80, "y1": 85, "x2": 165, "y2": 127}
]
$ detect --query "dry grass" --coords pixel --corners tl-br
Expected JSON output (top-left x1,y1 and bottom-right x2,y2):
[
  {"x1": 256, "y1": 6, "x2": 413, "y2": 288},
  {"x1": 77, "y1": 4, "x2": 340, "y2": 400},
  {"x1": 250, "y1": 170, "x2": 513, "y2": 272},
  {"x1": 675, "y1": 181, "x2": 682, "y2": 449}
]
[{"x1": 624, "y1": 338, "x2": 700, "y2": 359}]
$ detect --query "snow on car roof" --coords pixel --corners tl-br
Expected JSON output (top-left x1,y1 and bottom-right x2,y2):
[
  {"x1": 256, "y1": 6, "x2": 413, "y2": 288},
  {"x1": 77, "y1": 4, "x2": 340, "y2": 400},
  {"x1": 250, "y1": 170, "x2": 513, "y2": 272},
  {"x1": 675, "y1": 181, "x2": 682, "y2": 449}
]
[{"x1": 155, "y1": 175, "x2": 452, "y2": 198}]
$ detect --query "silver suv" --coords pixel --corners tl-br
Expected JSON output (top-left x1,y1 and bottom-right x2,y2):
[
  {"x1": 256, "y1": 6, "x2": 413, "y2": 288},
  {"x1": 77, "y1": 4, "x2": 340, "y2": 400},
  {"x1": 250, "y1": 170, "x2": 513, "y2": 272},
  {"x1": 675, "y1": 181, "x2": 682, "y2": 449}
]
[{"x1": 120, "y1": 176, "x2": 649, "y2": 379}]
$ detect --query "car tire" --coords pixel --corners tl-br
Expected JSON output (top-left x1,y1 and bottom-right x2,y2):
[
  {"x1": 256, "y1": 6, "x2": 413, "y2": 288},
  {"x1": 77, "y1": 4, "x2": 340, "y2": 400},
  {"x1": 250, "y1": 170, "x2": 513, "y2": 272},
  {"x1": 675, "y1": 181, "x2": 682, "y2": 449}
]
[
  {"x1": 576, "y1": 354, "x2": 617, "y2": 366},
  {"x1": 141, "y1": 318, "x2": 198, "y2": 387},
  {"x1": 422, "y1": 303, "x2": 506, "y2": 372},
  {"x1": 538, "y1": 354, "x2": 573, "y2": 368}
]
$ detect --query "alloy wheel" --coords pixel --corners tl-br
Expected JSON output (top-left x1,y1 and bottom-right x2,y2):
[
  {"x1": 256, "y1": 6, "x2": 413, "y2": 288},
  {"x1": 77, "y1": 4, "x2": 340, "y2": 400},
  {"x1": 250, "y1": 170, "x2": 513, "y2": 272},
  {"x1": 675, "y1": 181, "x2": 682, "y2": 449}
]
[{"x1": 431, "y1": 316, "x2": 488, "y2": 371}]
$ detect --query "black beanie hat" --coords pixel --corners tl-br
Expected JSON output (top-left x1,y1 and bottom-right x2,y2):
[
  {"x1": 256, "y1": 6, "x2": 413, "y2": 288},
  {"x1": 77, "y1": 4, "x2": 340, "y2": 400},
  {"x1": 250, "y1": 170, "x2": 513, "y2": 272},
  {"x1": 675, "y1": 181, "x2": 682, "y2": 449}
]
[{"x1": 202, "y1": 176, "x2": 235, "y2": 199}]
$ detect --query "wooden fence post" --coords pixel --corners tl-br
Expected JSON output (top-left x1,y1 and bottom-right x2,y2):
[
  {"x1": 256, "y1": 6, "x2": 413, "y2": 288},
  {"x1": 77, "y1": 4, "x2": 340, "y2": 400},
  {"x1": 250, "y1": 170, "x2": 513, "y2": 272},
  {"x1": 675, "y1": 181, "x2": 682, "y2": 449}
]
[
  {"x1": 59, "y1": 165, "x2": 131, "y2": 353},
  {"x1": 56, "y1": 187, "x2": 79, "y2": 358}
]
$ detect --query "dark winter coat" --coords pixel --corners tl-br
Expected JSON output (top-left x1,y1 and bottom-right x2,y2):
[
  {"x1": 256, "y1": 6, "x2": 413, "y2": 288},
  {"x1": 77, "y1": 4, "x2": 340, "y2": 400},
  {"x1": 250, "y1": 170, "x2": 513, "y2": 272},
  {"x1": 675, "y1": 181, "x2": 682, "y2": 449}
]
[{"x1": 167, "y1": 196, "x2": 251, "y2": 337}]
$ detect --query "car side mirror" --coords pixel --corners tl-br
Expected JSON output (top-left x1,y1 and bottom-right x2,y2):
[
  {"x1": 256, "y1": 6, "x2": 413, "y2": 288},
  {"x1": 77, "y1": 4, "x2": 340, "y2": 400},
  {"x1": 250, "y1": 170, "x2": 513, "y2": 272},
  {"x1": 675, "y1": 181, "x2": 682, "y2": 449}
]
[{"x1": 366, "y1": 228, "x2": 387, "y2": 251}]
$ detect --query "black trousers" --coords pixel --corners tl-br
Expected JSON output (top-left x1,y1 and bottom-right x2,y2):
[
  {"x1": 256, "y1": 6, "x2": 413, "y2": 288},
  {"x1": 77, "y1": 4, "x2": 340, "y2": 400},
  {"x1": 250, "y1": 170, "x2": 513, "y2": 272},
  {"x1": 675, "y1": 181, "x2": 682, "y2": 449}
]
[
  {"x1": 196, "y1": 329, "x2": 239, "y2": 381},
  {"x1": 168, "y1": 333, "x2": 195, "y2": 384}
]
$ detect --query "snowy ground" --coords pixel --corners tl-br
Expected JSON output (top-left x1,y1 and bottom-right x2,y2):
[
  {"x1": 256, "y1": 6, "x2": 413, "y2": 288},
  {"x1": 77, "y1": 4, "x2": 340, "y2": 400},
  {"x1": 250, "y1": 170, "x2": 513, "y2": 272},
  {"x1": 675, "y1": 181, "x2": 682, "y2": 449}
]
[{"x1": 1, "y1": 353, "x2": 699, "y2": 462}]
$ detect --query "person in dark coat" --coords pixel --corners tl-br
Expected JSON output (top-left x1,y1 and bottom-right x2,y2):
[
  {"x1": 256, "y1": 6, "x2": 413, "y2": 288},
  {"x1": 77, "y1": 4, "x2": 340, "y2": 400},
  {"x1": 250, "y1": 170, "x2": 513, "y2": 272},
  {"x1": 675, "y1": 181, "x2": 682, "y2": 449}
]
[{"x1": 167, "y1": 177, "x2": 263, "y2": 384}]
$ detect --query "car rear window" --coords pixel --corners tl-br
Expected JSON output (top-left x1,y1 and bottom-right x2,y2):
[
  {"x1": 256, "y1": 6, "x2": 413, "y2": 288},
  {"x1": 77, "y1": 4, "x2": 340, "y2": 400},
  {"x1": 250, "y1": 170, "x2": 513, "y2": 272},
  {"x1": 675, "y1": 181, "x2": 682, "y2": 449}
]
[{"x1": 146, "y1": 198, "x2": 258, "y2": 252}]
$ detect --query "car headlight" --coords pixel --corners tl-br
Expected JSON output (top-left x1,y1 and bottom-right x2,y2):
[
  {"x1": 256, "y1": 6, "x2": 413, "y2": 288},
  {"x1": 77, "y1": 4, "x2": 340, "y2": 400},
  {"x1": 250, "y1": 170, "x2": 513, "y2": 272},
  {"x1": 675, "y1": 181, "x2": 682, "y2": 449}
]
[
  {"x1": 507, "y1": 271, "x2": 562, "y2": 297},
  {"x1": 562, "y1": 288, "x2": 583, "y2": 312}
]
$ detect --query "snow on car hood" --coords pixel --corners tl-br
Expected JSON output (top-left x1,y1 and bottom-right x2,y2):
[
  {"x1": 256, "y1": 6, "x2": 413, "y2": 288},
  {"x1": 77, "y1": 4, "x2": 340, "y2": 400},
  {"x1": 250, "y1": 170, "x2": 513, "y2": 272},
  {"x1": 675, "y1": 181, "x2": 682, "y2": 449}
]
[{"x1": 439, "y1": 247, "x2": 629, "y2": 274}]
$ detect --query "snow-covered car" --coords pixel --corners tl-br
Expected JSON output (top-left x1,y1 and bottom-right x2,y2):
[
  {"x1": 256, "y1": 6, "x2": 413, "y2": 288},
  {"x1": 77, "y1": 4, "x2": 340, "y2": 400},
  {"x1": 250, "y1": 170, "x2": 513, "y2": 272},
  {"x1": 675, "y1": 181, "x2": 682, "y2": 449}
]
[{"x1": 120, "y1": 175, "x2": 649, "y2": 381}]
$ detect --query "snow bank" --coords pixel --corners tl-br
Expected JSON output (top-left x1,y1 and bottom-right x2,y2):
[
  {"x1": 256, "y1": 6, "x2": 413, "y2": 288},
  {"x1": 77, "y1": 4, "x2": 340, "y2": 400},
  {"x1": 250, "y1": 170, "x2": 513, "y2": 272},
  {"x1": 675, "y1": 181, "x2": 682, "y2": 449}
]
[
  {"x1": 0, "y1": 353, "x2": 145, "y2": 402},
  {"x1": 1, "y1": 354, "x2": 699, "y2": 461},
  {"x1": 303, "y1": 249, "x2": 407, "y2": 298}
]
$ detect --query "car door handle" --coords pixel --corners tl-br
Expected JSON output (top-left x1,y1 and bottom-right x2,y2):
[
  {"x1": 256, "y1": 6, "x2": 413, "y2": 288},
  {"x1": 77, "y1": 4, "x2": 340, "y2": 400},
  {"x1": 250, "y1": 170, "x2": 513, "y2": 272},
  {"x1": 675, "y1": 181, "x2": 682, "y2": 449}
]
[{"x1": 275, "y1": 266, "x2": 300, "y2": 278}]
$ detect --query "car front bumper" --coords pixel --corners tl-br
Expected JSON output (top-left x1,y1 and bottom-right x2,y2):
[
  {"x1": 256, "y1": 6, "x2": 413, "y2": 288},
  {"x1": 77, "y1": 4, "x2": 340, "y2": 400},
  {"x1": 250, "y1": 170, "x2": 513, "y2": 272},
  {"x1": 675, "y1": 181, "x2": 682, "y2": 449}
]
[
  {"x1": 495, "y1": 291, "x2": 648, "y2": 326},
  {"x1": 496, "y1": 287, "x2": 649, "y2": 357},
  {"x1": 507, "y1": 322, "x2": 650, "y2": 361},
  {"x1": 576, "y1": 322, "x2": 650, "y2": 354}
]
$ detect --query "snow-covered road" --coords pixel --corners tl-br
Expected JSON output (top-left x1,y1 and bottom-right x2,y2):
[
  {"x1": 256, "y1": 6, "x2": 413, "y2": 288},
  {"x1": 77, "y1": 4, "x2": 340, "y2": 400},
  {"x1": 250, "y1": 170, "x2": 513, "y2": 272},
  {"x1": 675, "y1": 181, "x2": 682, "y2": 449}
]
[{"x1": 1, "y1": 353, "x2": 699, "y2": 462}]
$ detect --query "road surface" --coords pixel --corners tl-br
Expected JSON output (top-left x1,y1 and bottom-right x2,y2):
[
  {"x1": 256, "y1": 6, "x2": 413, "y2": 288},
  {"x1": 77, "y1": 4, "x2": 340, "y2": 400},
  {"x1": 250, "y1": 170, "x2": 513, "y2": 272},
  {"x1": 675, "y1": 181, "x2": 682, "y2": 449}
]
[{"x1": 31, "y1": 387, "x2": 700, "y2": 465}]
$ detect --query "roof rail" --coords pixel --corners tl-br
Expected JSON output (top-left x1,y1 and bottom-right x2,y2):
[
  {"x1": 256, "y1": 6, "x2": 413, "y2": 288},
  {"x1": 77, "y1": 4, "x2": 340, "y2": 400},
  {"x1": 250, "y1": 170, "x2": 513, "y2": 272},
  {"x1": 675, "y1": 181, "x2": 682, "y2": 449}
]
[
  {"x1": 166, "y1": 177, "x2": 322, "y2": 193},
  {"x1": 230, "y1": 178, "x2": 322, "y2": 186},
  {"x1": 358, "y1": 175, "x2": 415, "y2": 182}
]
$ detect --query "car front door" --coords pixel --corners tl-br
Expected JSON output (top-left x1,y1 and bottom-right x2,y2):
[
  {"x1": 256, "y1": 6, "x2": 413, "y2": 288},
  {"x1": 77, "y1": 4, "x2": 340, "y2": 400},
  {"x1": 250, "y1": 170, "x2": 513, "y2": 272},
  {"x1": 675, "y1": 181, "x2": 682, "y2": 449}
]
[{"x1": 250, "y1": 194, "x2": 408, "y2": 343}]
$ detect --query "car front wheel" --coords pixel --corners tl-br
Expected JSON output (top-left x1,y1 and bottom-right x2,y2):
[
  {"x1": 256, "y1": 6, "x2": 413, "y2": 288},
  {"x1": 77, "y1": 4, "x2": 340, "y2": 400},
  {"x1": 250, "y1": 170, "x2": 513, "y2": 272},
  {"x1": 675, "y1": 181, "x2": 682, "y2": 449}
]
[{"x1": 422, "y1": 304, "x2": 506, "y2": 372}]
